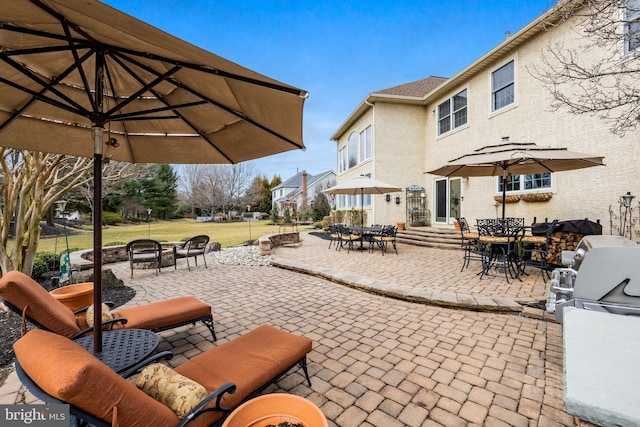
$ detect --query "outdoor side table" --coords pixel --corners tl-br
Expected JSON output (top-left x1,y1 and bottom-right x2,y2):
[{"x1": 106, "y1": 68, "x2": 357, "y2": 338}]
[{"x1": 74, "y1": 329, "x2": 159, "y2": 374}]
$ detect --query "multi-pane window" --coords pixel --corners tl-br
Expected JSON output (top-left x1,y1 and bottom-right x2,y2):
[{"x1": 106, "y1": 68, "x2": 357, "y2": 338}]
[
  {"x1": 360, "y1": 126, "x2": 371, "y2": 161},
  {"x1": 348, "y1": 132, "x2": 358, "y2": 168},
  {"x1": 437, "y1": 89, "x2": 467, "y2": 135},
  {"x1": 491, "y1": 60, "x2": 514, "y2": 111},
  {"x1": 338, "y1": 147, "x2": 346, "y2": 173},
  {"x1": 625, "y1": 0, "x2": 640, "y2": 54},
  {"x1": 498, "y1": 173, "x2": 551, "y2": 193}
]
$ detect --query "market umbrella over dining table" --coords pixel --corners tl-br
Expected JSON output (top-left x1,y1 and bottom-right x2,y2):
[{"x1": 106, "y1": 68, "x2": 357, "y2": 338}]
[
  {"x1": 324, "y1": 175, "x2": 402, "y2": 228},
  {"x1": 426, "y1": 138, "x2": 605, "y2": 220},
  {"x1": 0, "y1": 0, "x2": 307, "y2": 351}
]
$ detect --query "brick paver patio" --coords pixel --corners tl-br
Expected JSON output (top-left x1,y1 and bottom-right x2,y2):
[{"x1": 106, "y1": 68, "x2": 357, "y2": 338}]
[{"x1": 0, "y1": 232, "x2": 575, "y2": 426}]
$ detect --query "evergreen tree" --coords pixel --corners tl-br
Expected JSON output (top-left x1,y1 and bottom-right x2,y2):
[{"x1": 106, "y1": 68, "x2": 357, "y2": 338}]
[
  {"x1": 144, "y1": 164, "x2": 180, "y2": 219},
  {"x1": 311, "y1": 190, "x2": 331, "y2": 221}
]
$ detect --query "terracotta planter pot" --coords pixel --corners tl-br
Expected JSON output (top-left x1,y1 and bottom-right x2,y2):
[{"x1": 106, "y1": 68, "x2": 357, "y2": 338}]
[
  {"x1": 50, "y1": 282, "x2": 94, "y2": 312},
  {"x1": 222, "y1": 394, "x2": 328, "y2": 427},
  {"x1": 396, "y1": 221, "x2": 406, "y2": 231}
]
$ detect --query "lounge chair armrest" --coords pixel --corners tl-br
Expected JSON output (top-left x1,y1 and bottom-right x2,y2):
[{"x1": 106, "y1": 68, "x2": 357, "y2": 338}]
[
  {"x1": 102, "y1": 317, "x2": 128, "y2": 329},
  {"x1": 120, "y1": 351, "x2": 174, "y2": 378},
  {"x1": 178, "y1": 382, "x2": 237, "y2": 427},
  {"x1": 69, "y1": 318, "x2": 128, "y2": 340}
]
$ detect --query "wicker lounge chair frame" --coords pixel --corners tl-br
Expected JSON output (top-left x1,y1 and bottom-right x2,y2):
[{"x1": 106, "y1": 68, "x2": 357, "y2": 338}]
[
  {"x1": 127, "y1": 239, "x2": 163, "y2": 278},
  {"x1": 173, "y1": 235, "x2": 209, "y2": 271}
]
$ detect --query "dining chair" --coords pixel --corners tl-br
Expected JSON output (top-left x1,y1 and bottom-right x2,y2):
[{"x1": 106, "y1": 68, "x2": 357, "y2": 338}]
[
  {"x1": 455, "y1": 217, "x2": 481, "y2": 271},
  {"x1": 520, "y1": 219, "x2": 558, "y2": 282},
  {"x1": 336, "y1": 224, "x2": 360, "y2": 253},
  {"x1": 477, "y1": 219, "x2": 523, "y2": 283}
]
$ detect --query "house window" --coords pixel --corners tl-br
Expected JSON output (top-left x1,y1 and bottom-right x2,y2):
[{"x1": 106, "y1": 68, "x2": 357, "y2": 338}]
[
  {"x1": 437, "y1": 89, "x2": 468, "y2": 135},
  {"x1": 348, "y1": 132, "x2": 358, "y2": 168},
  {"x1": 498, "y1": 173, "x2": 551, "y2": 193},
  {"x1": 491, "y1": 60, "x2": 514, "y2": 111},
  {"x1": 360, "y1": 126, "x2": 371, "y2": 161},
  {"x1": 625, "y1": 0, "x2": 640, "y2": 54},
  {"x1": 338, "y1": 146, "x2": 346, "y2": 173}
]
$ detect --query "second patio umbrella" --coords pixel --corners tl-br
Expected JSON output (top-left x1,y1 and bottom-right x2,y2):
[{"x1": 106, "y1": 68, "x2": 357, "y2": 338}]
[
  {"x1": 427, "y1": 138, "x2": 605, "y2": 220},
  {"x1": 324, "y1": 175, "x2": 401, "y2": 228},
  {"x1": 0, "y1": 0, "x2": 307, "y2": 351}
]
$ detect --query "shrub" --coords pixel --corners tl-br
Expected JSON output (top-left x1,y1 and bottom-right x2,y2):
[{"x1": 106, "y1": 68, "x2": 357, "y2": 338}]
[
  {"x1": 102, "y1": 211, "x2": 123, "y2": 226},
  {"x1": 313, "y1": 221, "x2": 323, "y2": 229},
  {"x1": 31, "y1": 251, "x2": 60, "y2": 279}
]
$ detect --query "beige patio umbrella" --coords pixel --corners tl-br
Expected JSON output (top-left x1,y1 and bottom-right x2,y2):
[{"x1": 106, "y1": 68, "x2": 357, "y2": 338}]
[
  {"x1": 324, "y1": 175, "x2": 401, "y2": 228},
  {"x1": 427, "y1": 138, "x2": 605, "y2": 220},
  {"x1": 0, "y1": 0, "x2": 307, "y2": 351}
]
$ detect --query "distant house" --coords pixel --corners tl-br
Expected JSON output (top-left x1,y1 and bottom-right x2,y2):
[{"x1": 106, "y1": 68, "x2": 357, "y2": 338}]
[
  {"x1": 272, "y1": 170, "x2": 335, "y2": 216},
  {"x1": 331, "y1": 2, "x2": 639, "y2": 229}
]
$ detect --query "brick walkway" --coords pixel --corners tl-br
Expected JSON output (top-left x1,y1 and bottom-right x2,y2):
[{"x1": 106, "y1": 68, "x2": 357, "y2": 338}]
[{"x1": 0, "y1": 232, "x2": 575, "y2": 426}]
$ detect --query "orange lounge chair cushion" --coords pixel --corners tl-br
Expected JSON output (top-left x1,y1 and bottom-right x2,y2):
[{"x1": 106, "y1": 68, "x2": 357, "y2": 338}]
[
  {"x1": 113, "y1": 296, "x2": 211, "y2": 330},
  {"x1": 176, "y1": 324, "x2": 312, "y2": 411},
  {"x1": 0, "y1": 270, "x2": 81, "y2": 338},
  {"x1": 14, "y1": 329, "x2": 178, "y2": 426}
]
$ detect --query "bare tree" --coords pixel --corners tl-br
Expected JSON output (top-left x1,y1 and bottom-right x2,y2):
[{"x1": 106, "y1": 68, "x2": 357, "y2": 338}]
[
  {"x1": 0, "y1": 150, "x2": 93, "y2": 275},
  {"x1": 529, "y1": 0, "x2": 640, "y2": 136},
  {"x1": 0, "y1": 149, "x2": 146, "y2": 276},
  {"x1": 178, "y1": 163, "x2": 256, "y2": 218}
]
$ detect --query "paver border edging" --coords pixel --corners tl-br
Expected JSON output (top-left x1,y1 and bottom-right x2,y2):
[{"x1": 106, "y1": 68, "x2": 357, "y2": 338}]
[{"x1": 271, "y1": 258, "x2": 528, "y2": 315}]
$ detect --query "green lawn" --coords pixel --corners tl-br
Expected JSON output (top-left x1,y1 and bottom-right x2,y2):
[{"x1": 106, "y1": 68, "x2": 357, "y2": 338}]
[{"x1": 37, "y1": 219, "x2": 313, "y2": 254}]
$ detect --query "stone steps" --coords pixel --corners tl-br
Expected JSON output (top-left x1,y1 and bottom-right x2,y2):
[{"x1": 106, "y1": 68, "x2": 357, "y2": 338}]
[{"x1": 397, "y1": 227, "x2": 462, "y2": 250}]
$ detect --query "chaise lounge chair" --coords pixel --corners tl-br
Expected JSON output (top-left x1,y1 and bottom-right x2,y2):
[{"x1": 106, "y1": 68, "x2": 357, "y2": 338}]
[
  {"x1": 14, "y1": 325, "x2": 312, "y2": 426},
  {"x1": 0, "y1": 270, "x2": 216, "y2": 340}
]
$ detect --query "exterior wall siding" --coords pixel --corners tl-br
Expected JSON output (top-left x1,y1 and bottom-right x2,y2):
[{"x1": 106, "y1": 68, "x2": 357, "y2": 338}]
[{"x1": 333, "y1": 7, "x2": 639, "y2": 231}]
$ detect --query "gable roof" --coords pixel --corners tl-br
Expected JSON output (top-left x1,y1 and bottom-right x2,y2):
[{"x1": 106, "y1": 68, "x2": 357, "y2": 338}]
[
  {"x1": 374, "y1": 76, "x2": 448, "y2": 98},
  {"x1": 272, "y1": 169, "x2": 335, "y2": 191}
]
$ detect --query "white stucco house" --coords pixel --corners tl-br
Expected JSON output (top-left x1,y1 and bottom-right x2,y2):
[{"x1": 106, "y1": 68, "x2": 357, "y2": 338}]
[
  {"x1": 272, "y1": 170, "x2": 336, "y2": 216},
  {"x1": 331, "y1": 1, "x2": 640, "y2": 233}
]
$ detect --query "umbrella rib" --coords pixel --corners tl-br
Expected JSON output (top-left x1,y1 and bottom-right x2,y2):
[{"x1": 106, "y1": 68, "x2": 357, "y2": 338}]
[
  {"x1": 106, "y1": 51, "x2": 234, "y2": 163},
  {"x1": 24, "y1": 0, "x2": 306, "y2": 97},
  {"x1": 61, "y1": 20, "x2": 98, "y2": 114},
  {"x1": 0, "y1": 53, "x2": 89, "y2": 116},
  {"x1": 111, "y1": 51, "x2": 305, "y2": 150},
  {"x1": 103, "y1": 66, "x2": 182, "y2": 118},
  {"x1": 110, "y1": 102, "x2": 206, "y2": 121}
]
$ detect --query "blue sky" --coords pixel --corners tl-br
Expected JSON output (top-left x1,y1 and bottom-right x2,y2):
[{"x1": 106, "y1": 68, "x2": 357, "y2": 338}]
[{"x1": 105, "y1": 0, "x2": 554, "y2": 180}]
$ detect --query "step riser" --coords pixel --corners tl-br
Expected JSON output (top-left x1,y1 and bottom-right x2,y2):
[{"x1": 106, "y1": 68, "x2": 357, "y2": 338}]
[{"x1": 397, "y1": 227, "x2": 462, "y2": 250}]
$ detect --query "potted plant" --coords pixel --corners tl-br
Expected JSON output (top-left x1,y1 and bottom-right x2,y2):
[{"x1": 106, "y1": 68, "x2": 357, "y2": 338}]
[
  {"x1": 50, "y1": 282, "x2": 94, "y2": 311},
  {"x1": 222, "y1": 394, "x2": 328, "y2": 427}
]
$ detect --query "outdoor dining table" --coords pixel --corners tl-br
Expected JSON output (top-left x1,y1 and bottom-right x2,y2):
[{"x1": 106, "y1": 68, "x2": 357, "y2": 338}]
[
  {"x1": 476, "y1": 218, "x2": 525, "y2": 283},
  {"x1": 348, "y1": 226, "x2": 380, "y2": 251},
  {"x1": 74, "y1": 329, "x2": 160, "y2": 374}
]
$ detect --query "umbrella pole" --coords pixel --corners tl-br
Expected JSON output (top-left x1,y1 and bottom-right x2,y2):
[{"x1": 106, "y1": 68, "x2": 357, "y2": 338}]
[
  {"x1": 92, "y1": 127, "x2": 103, "y2": 353},
  {"x1": 501, "y1": 170, "x2": 507, "y2": 220},
  {"x1": 361, "y1": 189, "x2": 364, "y2": 228}
]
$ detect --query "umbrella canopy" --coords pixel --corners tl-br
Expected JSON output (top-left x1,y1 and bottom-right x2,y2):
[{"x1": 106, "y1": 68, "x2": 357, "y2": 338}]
[
  {"x1": 0, "y1": 0, "x2": 307, "y2": 351},
  {"x1": 324, "y1": 175, "x2": 401, "y2": 227},
  {"x1": 324, "y1": 175, "x2": 402, "y2": 196},
  {"x1": 427, "y1": 139, "x2": 605, "y2": 219}
]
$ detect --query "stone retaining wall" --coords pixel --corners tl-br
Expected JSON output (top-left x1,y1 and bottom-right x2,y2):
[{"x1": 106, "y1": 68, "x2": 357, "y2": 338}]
[
  {"x1": 258, "y1": 232, "x2": 300, "y2": 255},
  {"x1": 70, "y1": 235, "x2": 298, "y2": 268}
]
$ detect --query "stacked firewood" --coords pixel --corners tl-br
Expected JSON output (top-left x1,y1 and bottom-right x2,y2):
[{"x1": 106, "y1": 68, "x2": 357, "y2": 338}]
[{"x1": 546, "y1": 232, "x2": 585, "y2": 265}]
